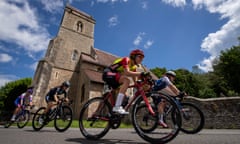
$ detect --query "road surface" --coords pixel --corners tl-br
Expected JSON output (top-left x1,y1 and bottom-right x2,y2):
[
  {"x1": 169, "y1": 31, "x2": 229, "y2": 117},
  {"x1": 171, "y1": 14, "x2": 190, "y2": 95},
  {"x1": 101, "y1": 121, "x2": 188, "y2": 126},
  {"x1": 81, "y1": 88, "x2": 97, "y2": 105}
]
[{"x1": 0, "y1": 126, "x2": 239, "y2": 144}]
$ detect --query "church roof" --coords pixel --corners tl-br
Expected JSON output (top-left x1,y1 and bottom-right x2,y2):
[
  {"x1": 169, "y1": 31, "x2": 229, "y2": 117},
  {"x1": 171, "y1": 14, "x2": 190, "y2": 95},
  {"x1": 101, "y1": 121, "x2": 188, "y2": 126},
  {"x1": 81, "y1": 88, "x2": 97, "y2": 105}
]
[
  {"x1": 81, "y1": 48, "x2": 119, "y2": 67},
  {"x1": 83, "y1": 69, "x2": 104, "y2": 83}
]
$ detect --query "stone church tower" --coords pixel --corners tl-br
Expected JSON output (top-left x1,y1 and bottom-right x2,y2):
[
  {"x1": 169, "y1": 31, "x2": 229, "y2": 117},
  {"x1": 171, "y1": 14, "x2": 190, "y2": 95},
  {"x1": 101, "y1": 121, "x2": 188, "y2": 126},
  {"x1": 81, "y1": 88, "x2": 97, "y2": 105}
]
[{"x1": 32, "y1": 5, "x2": 118, "y2": 118}]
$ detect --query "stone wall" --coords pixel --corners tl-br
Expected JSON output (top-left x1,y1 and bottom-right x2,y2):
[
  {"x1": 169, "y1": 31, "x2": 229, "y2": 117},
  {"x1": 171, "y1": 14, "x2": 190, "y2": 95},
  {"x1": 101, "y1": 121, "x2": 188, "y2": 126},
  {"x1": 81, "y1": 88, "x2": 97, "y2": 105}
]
[{"x1": 184, "y1": 96, "x2": 240, "y2": 129}]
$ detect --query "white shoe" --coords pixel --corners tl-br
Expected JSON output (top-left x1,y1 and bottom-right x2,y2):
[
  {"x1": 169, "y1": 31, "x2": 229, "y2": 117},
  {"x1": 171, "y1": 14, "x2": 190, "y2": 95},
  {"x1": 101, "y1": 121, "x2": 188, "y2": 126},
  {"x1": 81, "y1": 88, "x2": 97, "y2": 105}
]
[
  {"x1": 39, "y1": 117, "x2": 44, "y2": 125},
  {"x1": 158, "y1": 120, "x2": 168, "y2": 128},
  {"x1": 11, "y1": 118, "x2": 15, "y2": 121},
  {"x1": 112, "y1": 106, "x2": 129, "y2": 115}
]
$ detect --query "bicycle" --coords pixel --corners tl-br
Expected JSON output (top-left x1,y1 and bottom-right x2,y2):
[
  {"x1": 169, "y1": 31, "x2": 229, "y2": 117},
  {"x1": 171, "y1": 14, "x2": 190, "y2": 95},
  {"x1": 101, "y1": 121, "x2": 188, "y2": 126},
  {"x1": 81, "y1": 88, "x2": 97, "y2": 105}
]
[
  {"x1": 171, "y1": 94, "x2": 205, "y2": 134},
  {"x1": 141, "y1": 92, "x2": 205, "y2": 134},
  {"x1": 79, "y1": 74, "x2": 182, "y2": 144},
  {"x1": 4, "y1": 105, "x2": 34, "y2": 128},
  {"x1": 32, "y1": 98, "x2": 73, "y2": 132}
]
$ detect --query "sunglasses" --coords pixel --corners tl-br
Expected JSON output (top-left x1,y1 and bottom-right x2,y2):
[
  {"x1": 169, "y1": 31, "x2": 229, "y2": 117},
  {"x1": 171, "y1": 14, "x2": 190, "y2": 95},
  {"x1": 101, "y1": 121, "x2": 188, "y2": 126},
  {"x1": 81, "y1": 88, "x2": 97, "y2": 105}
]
[{"x1": 136, "y1": 55, "x2": 144, "y2": 59}]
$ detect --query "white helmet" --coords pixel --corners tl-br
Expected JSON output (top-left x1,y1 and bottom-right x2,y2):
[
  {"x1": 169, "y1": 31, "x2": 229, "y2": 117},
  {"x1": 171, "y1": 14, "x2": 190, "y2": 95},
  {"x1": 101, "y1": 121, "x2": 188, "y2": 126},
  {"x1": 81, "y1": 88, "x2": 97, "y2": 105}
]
[{"x1": 166, "y1": 71, "x2": 176, "y2": 77}]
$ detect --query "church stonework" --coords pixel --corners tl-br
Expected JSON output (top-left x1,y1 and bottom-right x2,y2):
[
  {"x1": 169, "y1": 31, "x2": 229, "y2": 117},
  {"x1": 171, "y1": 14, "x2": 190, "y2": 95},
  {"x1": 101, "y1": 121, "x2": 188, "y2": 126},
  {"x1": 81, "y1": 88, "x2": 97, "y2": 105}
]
[{"x1": 32, "y1": 5, "x2": 118, "y2": 119}]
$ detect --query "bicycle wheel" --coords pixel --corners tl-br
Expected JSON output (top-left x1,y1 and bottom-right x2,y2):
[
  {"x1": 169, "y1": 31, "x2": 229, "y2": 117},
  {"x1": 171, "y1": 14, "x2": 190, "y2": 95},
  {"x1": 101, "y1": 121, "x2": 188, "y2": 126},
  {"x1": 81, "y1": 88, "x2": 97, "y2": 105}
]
[
  {"x1": 135, "y1": 103, "x2": 158, "y2": 133},
  {"x1": 17, "y1": 110, "x2": 30, "y2": 128},
  {"x1": 54, "y1": 105, "x2": 73, "y2": 132},
  {"x1": 79, "y1": 97, "x2": 112, "y2": 140},
  {"x1": 32, "y1": 107, "x2": 46, "y2": 131},
  {"x1": 132, "y1": 95, "x2": 182, "y2": 144},
  {"x1": 180, "y1": 102, "x2": 205, "y2": 134},
  {"x1": 4, "y1": 121, "x2": 13, "y2": 128}
]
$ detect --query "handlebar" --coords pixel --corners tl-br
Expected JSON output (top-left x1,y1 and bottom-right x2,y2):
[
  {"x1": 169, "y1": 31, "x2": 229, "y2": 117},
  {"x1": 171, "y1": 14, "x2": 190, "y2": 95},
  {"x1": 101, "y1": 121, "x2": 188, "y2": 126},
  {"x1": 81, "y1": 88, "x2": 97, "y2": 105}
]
[{"x1": 57, "y1": 98, "x2": 73, "y2": 105}]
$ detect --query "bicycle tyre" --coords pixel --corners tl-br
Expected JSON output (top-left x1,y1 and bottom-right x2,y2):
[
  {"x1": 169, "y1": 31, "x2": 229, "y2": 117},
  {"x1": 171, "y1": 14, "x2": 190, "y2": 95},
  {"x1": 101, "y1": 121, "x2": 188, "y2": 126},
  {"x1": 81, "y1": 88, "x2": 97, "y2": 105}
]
[
  {"x1": 79, "y1": 97, "x2": 112, "y2": 140},
  {"x1": 132, "y1": 95, "x2": 182, "y2": 144},
  {"x1": 135, "y1": 103, "x2": 158, "y2": 133},
  {"x1": 180, "y1": 102, "x2": 205, "y2": 134},
  {"x1": 4, "y1": 121, "x2": 13, "y2": 128},
  {"x1": 54, "y1": 105, "x2": 73, "y2": 132},
  {"x1": 17, "y1": 110, "x2": 30, "y2": 128},
  {"x1": 32, "y1": 107, "x2": 46, "y2": 131}
]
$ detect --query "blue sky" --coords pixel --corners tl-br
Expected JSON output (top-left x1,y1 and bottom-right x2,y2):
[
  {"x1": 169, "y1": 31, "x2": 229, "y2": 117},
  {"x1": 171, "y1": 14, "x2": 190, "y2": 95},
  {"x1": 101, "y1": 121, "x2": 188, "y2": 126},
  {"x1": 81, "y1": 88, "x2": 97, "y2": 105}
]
[{"x1": 0, "y1": 0, "x2": 240, "y2": 87}]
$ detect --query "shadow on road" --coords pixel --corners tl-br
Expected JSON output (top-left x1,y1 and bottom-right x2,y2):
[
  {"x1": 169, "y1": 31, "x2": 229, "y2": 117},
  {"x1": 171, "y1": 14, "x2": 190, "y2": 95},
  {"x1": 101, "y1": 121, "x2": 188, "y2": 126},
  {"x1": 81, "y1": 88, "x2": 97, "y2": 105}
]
[
  {"x1": 24, "y1": 129, "x2": 60, "y2": 133},
  {"x1": 65, "y1": 137, "x2": 147, "y2": 144}
]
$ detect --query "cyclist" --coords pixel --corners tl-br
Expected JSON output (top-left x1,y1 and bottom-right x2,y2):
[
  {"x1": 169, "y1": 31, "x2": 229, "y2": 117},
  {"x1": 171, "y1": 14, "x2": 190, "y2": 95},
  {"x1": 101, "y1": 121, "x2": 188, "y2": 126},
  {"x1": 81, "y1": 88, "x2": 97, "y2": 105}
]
[
  {"x1": 153, "y1": 71, "x2": 185, "y2": 127},
  {"x1": 10, "y1": 88, "x2": 33, "y2": 121},
  {"x1": 40, "y1": 81, "x2": 70, "y2": 121},
  {"x1": 102, "y1": 49, "x2": 147, "y2": 114}
]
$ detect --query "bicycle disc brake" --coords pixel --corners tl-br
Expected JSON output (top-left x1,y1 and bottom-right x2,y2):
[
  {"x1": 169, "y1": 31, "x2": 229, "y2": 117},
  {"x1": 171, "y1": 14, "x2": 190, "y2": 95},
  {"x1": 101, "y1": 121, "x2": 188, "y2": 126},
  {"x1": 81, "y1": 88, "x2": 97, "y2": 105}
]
[{"x1": 110, "y1": 114, "x2": 121, "y2": 129}]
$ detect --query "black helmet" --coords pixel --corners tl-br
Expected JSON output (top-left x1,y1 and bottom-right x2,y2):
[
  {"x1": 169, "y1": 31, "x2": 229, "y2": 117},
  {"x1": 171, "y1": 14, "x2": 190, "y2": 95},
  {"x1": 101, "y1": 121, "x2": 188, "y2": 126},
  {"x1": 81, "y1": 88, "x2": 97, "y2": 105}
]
[{"x1": 62, "y1": 81, "x2": 70, "y2": 87}]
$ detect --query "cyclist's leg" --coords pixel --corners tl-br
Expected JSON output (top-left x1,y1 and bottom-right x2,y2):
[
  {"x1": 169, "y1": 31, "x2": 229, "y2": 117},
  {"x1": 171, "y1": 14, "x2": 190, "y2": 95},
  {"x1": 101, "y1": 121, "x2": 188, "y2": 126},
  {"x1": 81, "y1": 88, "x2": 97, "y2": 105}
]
[
  {"x1": 113, "y1": 75, "x2": 130, "y2": 114},
  {"x1": 152, "y1": 94, "x2": 168, "y2": 127},
  {"x1": 11, "y1": 103, "x2": 21, "y2": 121},
  {"x1": 158, "y1": 99, "x2": 168, "y2": 127},
  {"x1": 41, "y1": 99, "x2": 56, "y2": 121}
]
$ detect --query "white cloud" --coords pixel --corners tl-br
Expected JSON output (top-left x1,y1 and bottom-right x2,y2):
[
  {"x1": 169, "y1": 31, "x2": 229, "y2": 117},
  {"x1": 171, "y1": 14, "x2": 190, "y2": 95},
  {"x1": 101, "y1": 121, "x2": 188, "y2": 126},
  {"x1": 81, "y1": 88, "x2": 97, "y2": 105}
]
[
  {"x1": 197, "y1": 56, "x2": 215, "y2": 72},
  {"x1": 133, "y1": 32, "x2": 153, "y2": 49},
  {"x1": 161, "y1": 0, "x2": 186, "y2": 8},
  {"x1": 144, "y1": 40, "x2": 154, "y2": 49},
  {"x1": 193, "y1": 0, "x2": 240, "y2": 72},
  {"x1": 133, "y1": 32, "x2": 145, "y2": 46},
  {"x1": 108, "y1": 15, "x2": 119, "y2": 27},
  {"x1": 0, "y1": 74, "x2": 18, "y2": 88},
  {"x1": 162, "y1": 0, "x2": 240, "y2": 72},
  {"x1": 0, "y1": 53, "x2": 12, "y2": 63},
  {"x1": 141, "y1": 1, "x2": 148, "y2": 9},
  {"x1": 0, "y1": 0, "x2": 50, "y2": 54},
  {"x1": 29, "y1": 61, "x2": 38, "y2": 71},
  {"x1": 97, "y1": 0, "x2": 128, "y2": 3},
  {"x1": 39, "y1": 0, "x2": 64, "y2": 14}
]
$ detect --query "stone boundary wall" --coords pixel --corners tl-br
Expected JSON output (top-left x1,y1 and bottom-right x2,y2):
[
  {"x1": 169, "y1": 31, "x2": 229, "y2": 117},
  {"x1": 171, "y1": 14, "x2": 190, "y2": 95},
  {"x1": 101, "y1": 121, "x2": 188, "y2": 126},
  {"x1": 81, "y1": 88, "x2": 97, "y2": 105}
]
[{"x1": 185, "y1": 96, "x2": 240, "y2": 129}]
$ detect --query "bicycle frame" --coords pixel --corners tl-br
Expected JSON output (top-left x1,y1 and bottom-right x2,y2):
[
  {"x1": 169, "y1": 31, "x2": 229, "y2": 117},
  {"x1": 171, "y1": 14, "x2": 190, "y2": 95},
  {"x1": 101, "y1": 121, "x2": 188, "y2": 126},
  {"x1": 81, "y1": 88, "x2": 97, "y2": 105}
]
[
  {"x1": 103, "y1": 76, "x2": 156, "y2": 116},
  {"x1": 47, "y1": 99, "x2": 66, "y2": 120},
  {"x1": 15, "y1": 105, "x2": 31, "y2": 120}
]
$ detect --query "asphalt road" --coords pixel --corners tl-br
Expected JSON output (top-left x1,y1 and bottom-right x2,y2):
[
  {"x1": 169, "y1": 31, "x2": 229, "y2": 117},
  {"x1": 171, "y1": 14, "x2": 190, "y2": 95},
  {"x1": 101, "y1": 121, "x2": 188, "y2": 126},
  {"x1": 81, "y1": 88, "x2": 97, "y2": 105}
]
[{"x1": 0, "y1": 126, "x2": 240, "y2": 144}]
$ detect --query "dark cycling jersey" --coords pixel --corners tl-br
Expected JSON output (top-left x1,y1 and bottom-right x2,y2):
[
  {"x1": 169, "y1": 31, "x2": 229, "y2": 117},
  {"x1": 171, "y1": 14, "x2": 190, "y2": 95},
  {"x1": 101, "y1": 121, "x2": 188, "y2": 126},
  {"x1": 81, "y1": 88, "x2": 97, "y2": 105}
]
[{"x1": 45, "y1": 87, "x2": 67, "y2": 102}]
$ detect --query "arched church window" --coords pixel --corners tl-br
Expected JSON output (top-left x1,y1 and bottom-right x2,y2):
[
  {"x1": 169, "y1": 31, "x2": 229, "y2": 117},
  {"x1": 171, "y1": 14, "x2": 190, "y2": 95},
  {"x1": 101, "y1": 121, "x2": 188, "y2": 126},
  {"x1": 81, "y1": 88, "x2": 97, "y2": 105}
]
[
  {"x1": 71, "y1": 50, "x2": 79, "y2": 61},
  {"x1": 76, "y1": 21, "x2": 83, "y2": 32}
]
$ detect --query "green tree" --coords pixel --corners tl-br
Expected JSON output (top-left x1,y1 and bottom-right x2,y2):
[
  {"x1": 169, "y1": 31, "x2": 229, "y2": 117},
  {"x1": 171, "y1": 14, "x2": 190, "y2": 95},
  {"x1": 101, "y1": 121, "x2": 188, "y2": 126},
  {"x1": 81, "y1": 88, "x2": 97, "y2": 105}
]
[
  {"x1": 150, "y1": 67, "x2": 167, "y2": 78},
  {"x1": 174, "y1": 69, "x2": 197, "y2": 95},
  {"x1": 0, "y1": 78, "x2": 32, "y2": 114},
  {"x1": 194, "y1": 72, "x2": 217, "y2": 98},
  {"x1": 213, "y1": 45, "x2": 240, "y2": 95}
]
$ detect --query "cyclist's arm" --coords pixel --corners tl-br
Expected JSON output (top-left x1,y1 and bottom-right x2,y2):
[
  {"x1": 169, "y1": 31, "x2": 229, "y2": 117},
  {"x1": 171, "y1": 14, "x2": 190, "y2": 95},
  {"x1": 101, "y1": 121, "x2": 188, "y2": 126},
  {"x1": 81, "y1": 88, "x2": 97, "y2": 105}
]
[
  {"x1": 163, "y1": 77, "x2": 180, "y2": 96},
  {"x1": 54, "y1": 93, "x2": 59, "y2": 102},
  {"x1": 121, "y1": 57, "x2": 141, "y2": 77},
  {"x1": 123, "y1": 69, "x2": 141, "y2": 77},
  {"x1": 20, "y1": 94, "x2": 24, "y2": 106},
  {"x1": 64, "y1": 92, "x2": 69, "y2": 102},
  {"x1": 168, "y1": 84, "x2": 180, "y2": 96},
  {"x1": 29, "y1": 95, "x2": 33, "y2": 106}
]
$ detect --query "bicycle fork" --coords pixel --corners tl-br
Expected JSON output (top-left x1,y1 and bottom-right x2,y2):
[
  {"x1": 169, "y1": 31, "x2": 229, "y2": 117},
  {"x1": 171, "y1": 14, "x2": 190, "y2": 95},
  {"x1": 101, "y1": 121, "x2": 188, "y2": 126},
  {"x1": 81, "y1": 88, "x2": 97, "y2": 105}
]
[{"x1": 142, "y1": 94, "x2": 155, "y2": 116}]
